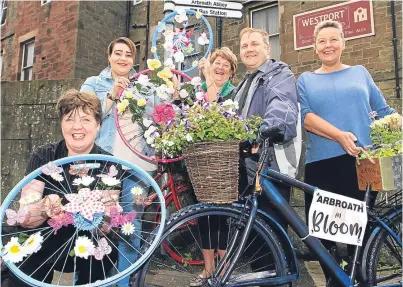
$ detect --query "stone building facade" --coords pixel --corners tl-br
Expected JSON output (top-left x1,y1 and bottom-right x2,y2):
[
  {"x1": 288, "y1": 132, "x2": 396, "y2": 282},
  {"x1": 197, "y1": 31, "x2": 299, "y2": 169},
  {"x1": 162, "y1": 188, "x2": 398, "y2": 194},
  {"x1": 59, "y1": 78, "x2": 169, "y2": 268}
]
[{"x1": 1, "y1": 0, "x2": 401, "y2": 101}]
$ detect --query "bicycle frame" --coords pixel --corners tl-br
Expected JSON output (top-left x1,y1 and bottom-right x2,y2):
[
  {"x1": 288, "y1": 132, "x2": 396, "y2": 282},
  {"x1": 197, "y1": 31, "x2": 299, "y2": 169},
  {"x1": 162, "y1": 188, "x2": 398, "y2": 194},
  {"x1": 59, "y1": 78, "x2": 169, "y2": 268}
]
[{"x1": 210, "y1": 167, "x2": 402, "y2": 287}]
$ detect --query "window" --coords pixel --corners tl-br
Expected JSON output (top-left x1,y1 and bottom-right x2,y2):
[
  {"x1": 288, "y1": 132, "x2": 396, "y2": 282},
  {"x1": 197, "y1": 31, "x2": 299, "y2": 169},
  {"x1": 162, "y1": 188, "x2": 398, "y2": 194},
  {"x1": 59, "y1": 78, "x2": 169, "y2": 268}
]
[
  {"x1": 133, "y1": 0, "x2": 142, "y2": 6},
  {"x1": 21, "y1": 39, "x2": 35, "y2": 81},
  {"x1": 1, "y1": 0, "x2": 7, "y2": 25},
  {"x1": 250, "y1": 5, "x2": 280, "y2": 60},
  {"x1": 134, "y1": 42, "x2": 140, "y2": 71},
  {"x1": 41, "y1": 0, "x2": 51, "y2": 5}
]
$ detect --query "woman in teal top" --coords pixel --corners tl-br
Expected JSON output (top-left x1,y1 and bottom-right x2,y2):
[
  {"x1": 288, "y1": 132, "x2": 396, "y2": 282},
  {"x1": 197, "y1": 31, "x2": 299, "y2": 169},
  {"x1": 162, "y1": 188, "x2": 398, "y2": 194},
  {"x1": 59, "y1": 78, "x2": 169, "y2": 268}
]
[
  {"x1": 198, "y1": 47, "x2": 237, "y2": 103},
  {"x1": 190, "y1": 47, "x2": 237, "y2": 287}
]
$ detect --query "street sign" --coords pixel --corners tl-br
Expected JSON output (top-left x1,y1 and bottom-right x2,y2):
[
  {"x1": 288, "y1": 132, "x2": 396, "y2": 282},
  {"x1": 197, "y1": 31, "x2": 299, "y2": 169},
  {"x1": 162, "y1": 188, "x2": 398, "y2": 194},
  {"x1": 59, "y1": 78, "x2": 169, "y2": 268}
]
[
  {"x1": 173, "y1": 0, "x2": 243, "y2": 11},
  {"x1": 174, "y1": 5, "x2": 242, "y2": 18},
  {"x1": 293, "y1": 0, "x2": 375, "y2": 50}
]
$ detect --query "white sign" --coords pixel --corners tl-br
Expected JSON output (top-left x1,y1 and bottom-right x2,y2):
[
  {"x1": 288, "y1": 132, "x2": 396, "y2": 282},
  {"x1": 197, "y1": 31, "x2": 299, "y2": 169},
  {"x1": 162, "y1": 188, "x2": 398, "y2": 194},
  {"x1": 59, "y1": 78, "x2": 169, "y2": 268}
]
[
  {"x1": 174, "y1": 0, "x2": 243, "y2": 10},
  {"x1": 308, "y1": 189, "x2": 368, "y2": 246},
  {"x1": 174, "y1": 5, "x2": 242, "y2": 18}
]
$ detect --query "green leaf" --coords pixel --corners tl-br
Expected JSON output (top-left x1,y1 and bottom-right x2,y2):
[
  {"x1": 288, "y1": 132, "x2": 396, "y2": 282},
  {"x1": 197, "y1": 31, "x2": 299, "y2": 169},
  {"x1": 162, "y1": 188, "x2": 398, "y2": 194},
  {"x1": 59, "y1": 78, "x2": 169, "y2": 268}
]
[{"x1": 69, "y1": 249, "x2": 75, "y2": 257}]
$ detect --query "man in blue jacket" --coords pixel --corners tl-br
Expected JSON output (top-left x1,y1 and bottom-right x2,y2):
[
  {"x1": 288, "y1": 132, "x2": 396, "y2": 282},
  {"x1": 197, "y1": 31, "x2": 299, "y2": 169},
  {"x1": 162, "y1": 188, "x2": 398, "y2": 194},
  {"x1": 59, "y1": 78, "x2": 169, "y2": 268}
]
[{"x1": 231, "y1": 27, "x2": 301, "y2": 281}]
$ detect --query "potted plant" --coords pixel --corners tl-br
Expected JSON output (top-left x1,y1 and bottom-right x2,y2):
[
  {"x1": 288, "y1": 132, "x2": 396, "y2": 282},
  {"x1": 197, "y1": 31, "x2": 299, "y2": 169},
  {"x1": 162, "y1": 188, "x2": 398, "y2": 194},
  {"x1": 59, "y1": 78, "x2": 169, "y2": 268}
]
[{"x1": 356, "y1": 113, "x2": 402, "y2": 191}]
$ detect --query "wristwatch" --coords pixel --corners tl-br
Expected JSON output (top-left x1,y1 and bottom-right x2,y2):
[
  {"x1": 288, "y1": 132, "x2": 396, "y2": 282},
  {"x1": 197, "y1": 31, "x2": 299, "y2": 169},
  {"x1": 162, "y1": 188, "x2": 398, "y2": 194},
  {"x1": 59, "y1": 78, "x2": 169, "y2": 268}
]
[{"x1": 106, "y1": 91, "x2": 116, "y2": 101}]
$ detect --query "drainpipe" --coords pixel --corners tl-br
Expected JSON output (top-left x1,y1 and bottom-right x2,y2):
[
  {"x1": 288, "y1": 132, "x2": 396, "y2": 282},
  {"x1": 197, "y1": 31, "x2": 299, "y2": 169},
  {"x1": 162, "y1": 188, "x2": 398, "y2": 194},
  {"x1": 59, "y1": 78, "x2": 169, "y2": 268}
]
[
  {"x1": 126, "y1": 0, "x2": 131, "y2": 37},
  {"x1": 144, "y1": 0, "x2": 151, "y2": 61},
  {"x1": 217, "y1": 17, "x2": 222, "y2": 47},
  {"x1": 390, "y1": 0, "x2": 401, "y2": 98}
]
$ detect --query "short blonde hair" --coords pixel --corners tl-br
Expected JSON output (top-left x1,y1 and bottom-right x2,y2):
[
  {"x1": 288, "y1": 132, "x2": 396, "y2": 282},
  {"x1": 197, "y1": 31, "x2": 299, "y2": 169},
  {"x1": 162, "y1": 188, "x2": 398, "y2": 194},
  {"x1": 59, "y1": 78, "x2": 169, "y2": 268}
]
[
  {"x1": 314, "y1": 20, "x2": 345, "y2": 41},
  {"x1": 210, "y1": 47, "x2": 238, "y2": 79},
  {"x1": 239, "y1": 28, "x2": 270, "y2": 49},
  {"x1": 107, "y1": 37, "x2": 137, "y2": 58}
]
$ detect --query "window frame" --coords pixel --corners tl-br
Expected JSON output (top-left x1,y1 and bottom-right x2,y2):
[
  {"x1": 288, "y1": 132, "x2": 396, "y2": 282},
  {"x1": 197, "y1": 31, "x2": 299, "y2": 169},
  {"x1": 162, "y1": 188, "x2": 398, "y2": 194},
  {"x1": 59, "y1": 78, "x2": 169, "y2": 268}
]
[
  {"x1": 250, "y1": 3, "x2": 280, "y2": 60},
  {"x1": 250, "y1": 4, "x2": 280, "y2": 39},
  {"x1": 41, "y1": 0, "x2": 51, "y2": 6},
  {"x1": 20, "y1": 39, "x2": 35, "y2": 81},
  {"x1": 1, "y1": 0, "x2": 7, "y2": 26}
]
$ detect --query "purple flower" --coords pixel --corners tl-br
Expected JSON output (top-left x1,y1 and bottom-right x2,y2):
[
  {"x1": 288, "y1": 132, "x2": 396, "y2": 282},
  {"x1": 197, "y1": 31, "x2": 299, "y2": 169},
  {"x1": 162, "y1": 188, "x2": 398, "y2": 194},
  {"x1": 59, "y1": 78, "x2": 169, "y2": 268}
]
[
  {"x1": 216, "y1": 92, "x2": 223, "y2": 103},
  {"x1": 185, "y1": 120, "x2": 191, "y2": 130},
  {"x1": 244, "y1": 124, "x2": 250, "y2": 132},
  {"x1": 203, "y1": 103, "x2": 210, "y2": 110},
  {"x1": 369, "y1": 111, "x2": 378, "y2": 120},
  {"x1": 224, "y1": 112, "x2": 232, "y2": 118}
]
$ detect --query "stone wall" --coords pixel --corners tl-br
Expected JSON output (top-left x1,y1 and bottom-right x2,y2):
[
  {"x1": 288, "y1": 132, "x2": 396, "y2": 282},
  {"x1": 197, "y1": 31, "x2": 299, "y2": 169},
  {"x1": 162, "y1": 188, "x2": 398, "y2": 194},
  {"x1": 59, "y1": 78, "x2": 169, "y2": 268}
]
[
  {"x1": 74, "y1": 1, "x2": 127, "y2": 79},
  {"x1": 0, "y1": 1, "x2": 79, "y2": 81},
  {"x1": 1, "y1": 79, "x2": 84, "y2": 199}
]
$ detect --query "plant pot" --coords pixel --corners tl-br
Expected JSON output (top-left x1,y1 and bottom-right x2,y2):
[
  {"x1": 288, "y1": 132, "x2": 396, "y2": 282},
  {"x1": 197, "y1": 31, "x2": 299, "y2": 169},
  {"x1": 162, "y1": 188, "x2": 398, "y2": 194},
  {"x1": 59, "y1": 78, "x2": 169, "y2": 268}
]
[{"x1": 356, "y1": 155, "x2": 402, "y2": 191}]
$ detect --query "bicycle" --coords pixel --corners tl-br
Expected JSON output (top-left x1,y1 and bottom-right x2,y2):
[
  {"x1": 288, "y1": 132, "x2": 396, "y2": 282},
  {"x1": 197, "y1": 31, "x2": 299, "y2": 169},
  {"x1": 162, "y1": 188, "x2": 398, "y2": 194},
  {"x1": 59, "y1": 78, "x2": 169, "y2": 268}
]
[
  {"x1": 133, "y1": 132, "x2": 402, "y2": 287},
  {"x1": 0, "y1": 154, "x2": 167, "y2": 286}
]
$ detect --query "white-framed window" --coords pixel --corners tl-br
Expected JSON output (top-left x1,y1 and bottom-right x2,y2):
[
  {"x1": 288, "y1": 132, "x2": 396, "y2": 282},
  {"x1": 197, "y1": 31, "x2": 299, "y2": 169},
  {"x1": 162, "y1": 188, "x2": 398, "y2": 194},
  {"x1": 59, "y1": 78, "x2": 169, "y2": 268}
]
[
  {"x1": 133, "y1": 0, "x2": 142, "y2": 6},
  {"x1": 41, "y1": 0, "x2": 51, "y2": 5},
  {"x1": 134, "y1": 42, "x2": 140, "y2": 71},
  {"x1": 250, "y1": 4, "x2": 280, "y2": 60},
  {"x1": 21, "y1": 39, "x2": 35, "y2": 81},
  {"x1": 1, "y1": 0, "x2": 7, "y2": 26}
]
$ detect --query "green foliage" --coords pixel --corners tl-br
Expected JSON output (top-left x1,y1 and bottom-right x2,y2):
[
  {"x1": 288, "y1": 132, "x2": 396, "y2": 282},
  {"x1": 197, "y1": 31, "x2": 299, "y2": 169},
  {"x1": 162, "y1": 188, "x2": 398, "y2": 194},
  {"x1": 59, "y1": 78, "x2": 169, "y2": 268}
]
[
  {"x1": 359, "y1": 113, "x2": 402, "y2": 159},
  {"x1": 154, "y1": 100, "x2": 262, "y2": 157},
  {"x1": 18, "y1": 233, "x2": 30, "y2": 245}
]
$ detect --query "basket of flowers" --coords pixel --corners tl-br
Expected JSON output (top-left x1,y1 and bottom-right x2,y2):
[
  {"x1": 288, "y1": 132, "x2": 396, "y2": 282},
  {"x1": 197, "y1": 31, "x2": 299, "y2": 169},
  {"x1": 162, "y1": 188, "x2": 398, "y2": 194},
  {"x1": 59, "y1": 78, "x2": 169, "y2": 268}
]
[
  {"x1": 356, "y1": 112, "x2": 402, "y2": 191},
  {"x1": 154, "y1": 100, "x2": 261, "y2": 203}
]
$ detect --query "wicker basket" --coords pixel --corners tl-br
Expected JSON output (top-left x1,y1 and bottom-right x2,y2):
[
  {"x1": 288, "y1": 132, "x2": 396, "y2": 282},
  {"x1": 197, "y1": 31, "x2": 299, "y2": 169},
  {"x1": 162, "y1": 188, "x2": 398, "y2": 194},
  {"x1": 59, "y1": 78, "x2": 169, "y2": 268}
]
[{"x1": 183, "y1": 140, "x2": 239, "y2": 203}]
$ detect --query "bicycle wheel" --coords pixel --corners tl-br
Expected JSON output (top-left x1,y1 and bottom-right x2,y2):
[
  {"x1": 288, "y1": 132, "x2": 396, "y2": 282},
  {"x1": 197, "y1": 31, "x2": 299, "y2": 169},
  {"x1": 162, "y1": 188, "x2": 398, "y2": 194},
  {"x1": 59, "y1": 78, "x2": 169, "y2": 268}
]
[
  {"x1": 133, "y1": 204, "x2": 288, "y2": 287},
  {"x1": 0, "y1": 154, "x2": 166, "y2": 287},
  {"x1": 151, "y1": 9, "x2": 213, "y2": 73},
  {"x1": 115, "y1": 69, "x2": 193, "y2": 164},
  {"x1": 366, "y1": 208, "x2": 402, "y2": 286}
]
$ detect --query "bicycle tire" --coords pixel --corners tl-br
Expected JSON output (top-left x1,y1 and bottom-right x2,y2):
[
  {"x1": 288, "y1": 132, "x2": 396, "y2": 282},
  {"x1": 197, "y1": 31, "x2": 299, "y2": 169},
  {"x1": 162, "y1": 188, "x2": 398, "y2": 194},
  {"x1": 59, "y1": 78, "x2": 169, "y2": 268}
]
[
  {"x1": 0, "y1": 154, "x2": 166, "y2": 287},
  {"x1": 133, "y1": 204, "x2": 289, "y2": 287},
  {"x1": 366, "y1": 208, "x2": 402, "y2": 286}
]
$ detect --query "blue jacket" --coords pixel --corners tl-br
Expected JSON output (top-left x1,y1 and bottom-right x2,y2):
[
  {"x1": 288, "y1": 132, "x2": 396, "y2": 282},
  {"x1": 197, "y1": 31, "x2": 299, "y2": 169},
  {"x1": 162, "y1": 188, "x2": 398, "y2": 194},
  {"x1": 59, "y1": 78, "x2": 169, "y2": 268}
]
[
  {"x1": 80, "y1": 67, "x2": 136, "y2": 153},
  {"x1": 232, "y1": 59, "x2": 301, "y2": 177}
]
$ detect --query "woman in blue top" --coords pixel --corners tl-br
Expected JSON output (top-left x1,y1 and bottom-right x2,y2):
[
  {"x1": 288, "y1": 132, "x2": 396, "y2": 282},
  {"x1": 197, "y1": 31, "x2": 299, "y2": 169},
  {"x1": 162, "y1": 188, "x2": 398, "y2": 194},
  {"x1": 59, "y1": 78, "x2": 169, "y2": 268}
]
[
  {"x1": 80, "y1": 37, "x2": 153, "y2": 287},
  {"x1": 298, "y1": 20, "x2": 397, "y2": 286}
]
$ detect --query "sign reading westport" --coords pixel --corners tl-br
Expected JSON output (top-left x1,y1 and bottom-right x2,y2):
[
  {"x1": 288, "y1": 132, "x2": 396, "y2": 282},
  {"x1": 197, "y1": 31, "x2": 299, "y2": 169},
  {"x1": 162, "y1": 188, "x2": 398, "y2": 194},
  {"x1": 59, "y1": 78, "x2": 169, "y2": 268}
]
[
  {"x1": 308, "y1": 189, "x2": 368, "y2": 246},
  {"x1": 293, "y1": 0, "x2": 375, "y2": 50}
]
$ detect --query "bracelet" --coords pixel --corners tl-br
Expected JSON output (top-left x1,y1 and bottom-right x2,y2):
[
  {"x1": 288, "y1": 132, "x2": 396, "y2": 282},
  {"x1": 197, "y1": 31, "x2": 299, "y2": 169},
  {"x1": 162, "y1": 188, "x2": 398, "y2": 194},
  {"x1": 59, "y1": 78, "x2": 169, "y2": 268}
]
[{"x1": 106, "y1": 91, "x2": 116, "y2": 102}]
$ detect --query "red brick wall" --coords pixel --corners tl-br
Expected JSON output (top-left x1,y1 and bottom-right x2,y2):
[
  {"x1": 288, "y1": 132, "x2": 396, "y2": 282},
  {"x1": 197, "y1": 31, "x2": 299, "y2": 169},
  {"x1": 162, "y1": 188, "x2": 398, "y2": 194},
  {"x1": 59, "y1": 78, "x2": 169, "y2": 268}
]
[
  {"x1": 1, "y1": 1, "x2": 79, "y2": 81},
  {"x1": 279, "y1": 0, "x2": 402, "y2": 98}
]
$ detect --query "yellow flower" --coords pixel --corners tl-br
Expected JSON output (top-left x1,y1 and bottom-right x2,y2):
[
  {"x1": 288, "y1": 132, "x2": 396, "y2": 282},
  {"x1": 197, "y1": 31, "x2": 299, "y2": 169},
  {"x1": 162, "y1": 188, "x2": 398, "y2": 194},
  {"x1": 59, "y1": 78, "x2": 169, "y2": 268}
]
[
  {"x1": 125, "y1": 90, "x2": 134, "y2": 99},
  {"x1": 196, "y1": 11, "x2": 202, "y2": 19},
  {"x1": 157, "y1": 67, "x2": 173, "y2": 81},
  {"x1": 150, "y1": 46, "x2": 157, "y2": 53},
  {"x1": 137, "y1": 98, "x2": 147, "y2": 107},
  {"x1": 117, "y1": 99, "x2": 129, "y2": 114},
  {"x1": 192, "y1": 60, "x2": 198, "y2": 67},
  {"x1": 165, "y1": 80, "x2": 174, "y2": 88},
  {"x1": 147, "y1": 59, "x2": 162, "y2": 71}
]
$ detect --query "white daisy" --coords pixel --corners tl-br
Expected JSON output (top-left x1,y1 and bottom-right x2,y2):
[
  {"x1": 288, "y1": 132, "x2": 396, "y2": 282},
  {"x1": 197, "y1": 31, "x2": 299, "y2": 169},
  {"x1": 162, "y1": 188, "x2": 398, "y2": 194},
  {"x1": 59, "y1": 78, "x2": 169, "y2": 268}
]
[
  {"x1": 51, "y1": 173, "x2": 64, "y2": 182},
  {"x1": 80, "y1": 175, "x2": 95, "y2": 186},
  {"x1": 101, "y1": 177, "x2": 121, "y2": 187},
  {"x1": 19, "y1": 192, "x2": 41, "y2": 205},
  {"x1": 196, "y1": 11, "x2": 202, "y2": 19},
  {"x1": 23, "y1": 232, "x2": 44, "y2": 254},
  {"x1": 72, "y1": 178, "x2": 83, "y2": 186},
  {"x1": 74, "y1": 236, "x2": 95, "y2": 259},
  {"x1": 131, "y1": 187, "x2": 144, "y2": 196},
  {"x1": 121, "y1": 222, "x2": 135, "y2": 236},
  {"x1": 3, "y1": 237, "x2": 26, "y2": 263}
]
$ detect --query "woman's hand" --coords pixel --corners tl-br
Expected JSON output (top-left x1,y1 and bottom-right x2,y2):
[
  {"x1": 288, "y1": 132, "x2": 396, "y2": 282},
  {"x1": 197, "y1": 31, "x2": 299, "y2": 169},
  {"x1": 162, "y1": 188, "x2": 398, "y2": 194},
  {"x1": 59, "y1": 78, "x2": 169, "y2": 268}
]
[
  {"x1": 198, "y1": 54, "x2": 211, "y2": 78},
  {"x1": 111, "y1": 76, "x2": 130, "y2": 100},
  {"x1": 335, "y1": 131, "x2": 362, "y2": 157}
]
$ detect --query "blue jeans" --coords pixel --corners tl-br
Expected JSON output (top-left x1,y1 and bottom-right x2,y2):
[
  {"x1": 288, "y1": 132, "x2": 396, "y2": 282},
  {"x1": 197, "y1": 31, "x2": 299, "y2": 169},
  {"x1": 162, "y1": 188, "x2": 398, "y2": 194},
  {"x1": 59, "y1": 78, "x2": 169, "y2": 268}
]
[{"x1": 116, "y1": 171, "x2": 148, "y2": 286}]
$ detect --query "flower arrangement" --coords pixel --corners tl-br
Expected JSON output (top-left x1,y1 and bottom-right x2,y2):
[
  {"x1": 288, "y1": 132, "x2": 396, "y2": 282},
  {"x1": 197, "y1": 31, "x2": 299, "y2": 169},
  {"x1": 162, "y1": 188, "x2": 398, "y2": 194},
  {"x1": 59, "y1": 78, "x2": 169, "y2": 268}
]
[
  {"x1": 2, "y1": 162, "x2": 142, "y2": 263},
  {"x1": 359, "y1": 112, "x2": 402, "y2": 159},
  {"x1": 154, "y1": 99, "x2": 262, "y2": 157}
]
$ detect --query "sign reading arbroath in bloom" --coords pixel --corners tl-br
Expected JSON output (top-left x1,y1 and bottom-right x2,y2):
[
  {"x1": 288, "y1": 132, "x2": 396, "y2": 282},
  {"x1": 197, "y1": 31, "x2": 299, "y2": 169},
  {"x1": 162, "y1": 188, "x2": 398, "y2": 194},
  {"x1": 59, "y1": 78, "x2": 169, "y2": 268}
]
[{"x1": 293, "y1": 0, "x2": 375, "y2": 50}]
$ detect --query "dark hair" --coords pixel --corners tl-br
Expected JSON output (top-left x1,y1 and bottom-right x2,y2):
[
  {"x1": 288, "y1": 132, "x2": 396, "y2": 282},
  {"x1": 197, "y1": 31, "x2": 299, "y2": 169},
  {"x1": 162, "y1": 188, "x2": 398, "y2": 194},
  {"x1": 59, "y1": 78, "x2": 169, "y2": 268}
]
[
  {"x1": 57, "y1": 89, "x2": 102, "y2": 124},
  {"x1": 107, "y1": 37, "x2": 137, "y2": 58}
]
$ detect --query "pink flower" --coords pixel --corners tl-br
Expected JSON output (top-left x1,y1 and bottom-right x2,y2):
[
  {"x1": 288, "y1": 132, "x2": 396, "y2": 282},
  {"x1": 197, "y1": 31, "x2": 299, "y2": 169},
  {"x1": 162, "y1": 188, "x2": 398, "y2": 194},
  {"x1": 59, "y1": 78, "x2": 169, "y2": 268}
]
[{"x1": 153, "y1": 104, "x2": 175, "y2": 124}]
